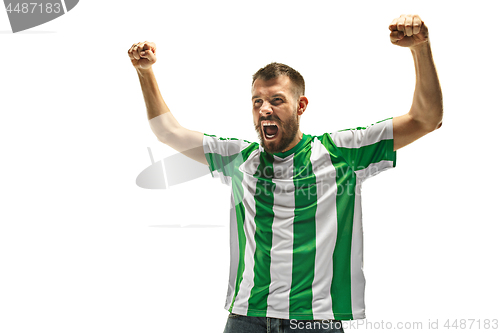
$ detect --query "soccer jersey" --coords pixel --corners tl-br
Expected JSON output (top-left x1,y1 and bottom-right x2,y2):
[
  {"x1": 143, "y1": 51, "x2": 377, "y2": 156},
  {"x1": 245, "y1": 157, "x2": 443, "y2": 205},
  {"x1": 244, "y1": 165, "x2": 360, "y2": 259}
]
[{"x1": 202, "y1": 117, "x2": 396, "y2": 320}]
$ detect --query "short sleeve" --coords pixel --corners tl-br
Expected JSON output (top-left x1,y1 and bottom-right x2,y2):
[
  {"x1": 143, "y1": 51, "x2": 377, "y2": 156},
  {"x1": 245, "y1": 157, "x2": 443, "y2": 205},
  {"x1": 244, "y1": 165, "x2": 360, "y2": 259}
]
[
  {"x1": 203, "y1": 134, "x2": 255, "y2": 186},
  {"x1": 328, "y1": 117, "x2": 397, "y2": 181}
]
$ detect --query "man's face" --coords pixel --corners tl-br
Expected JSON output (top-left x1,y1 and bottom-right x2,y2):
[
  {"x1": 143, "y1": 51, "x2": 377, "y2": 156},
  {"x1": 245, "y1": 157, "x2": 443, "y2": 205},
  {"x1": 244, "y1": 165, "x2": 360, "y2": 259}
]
[{"x1": 252, "y1": 75, "x2": 303, "y2": 154}]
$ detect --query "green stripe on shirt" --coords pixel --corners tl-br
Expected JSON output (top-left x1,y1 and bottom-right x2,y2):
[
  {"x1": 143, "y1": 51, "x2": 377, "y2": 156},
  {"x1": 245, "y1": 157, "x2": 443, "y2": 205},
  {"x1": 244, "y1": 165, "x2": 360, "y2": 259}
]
[{"x1": 289, "y1": 144, "x2": 317, "y2": 318}]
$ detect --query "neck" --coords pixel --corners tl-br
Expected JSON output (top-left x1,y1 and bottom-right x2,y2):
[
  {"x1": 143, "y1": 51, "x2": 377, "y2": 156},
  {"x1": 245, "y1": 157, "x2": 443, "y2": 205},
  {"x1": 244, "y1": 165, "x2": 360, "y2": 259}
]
[{"x1": 281, "y1": 130, "x2": 303, "y2": 153}]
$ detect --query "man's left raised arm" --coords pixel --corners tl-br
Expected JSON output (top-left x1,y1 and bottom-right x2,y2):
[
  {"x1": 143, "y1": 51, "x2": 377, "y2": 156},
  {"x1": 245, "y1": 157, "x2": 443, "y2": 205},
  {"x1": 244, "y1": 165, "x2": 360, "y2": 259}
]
[{"x1": 390, "y1": 14, "x2": 443, "y2": 151}]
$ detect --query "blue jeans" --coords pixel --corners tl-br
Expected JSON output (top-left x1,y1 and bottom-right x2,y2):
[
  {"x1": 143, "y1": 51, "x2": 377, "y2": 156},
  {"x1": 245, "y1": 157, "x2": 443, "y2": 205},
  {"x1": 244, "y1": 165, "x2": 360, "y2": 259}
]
[{"x1": 223, "y1": 313, "x2": 344, "y2": 333}]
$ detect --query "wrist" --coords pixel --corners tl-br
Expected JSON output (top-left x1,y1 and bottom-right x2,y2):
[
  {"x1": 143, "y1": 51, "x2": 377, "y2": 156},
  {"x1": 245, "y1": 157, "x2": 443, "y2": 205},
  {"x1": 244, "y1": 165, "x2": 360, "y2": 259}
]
[
  {"x1": 410, "y1": 40, "x2": 431, "y2": 54},
  {"x1": 136, "y1": 66, "x2": 153, "y2": 77}
]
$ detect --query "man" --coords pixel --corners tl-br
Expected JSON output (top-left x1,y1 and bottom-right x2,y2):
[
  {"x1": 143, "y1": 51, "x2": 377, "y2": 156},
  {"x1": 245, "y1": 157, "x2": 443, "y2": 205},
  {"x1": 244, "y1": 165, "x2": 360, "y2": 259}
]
[{"x1": 128, "y1": 14, "x2": 442, "y2": 333}]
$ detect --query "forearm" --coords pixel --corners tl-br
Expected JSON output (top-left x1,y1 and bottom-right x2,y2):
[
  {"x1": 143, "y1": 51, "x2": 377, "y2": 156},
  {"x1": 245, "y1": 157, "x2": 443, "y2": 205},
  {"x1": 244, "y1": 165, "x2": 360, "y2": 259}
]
[
  {"x1": 137, "y1": 68, "x2": 172, "y2": 120},
  {"x1": 137, "y1": 68, "x2": 205, "y2": 163},
  {"x1": 136, "y1": 67, "x2": 183, "y2": 139},
  {"x1": 409, "y1": 41, "x2": 443, "y2": 130}
]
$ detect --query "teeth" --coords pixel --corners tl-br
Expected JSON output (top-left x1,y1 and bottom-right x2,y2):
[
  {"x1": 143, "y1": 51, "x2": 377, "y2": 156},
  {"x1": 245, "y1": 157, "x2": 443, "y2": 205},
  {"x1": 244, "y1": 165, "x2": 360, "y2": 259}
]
[{"x1": 262, "y1": 121, "x2": 277, "y2": 127}]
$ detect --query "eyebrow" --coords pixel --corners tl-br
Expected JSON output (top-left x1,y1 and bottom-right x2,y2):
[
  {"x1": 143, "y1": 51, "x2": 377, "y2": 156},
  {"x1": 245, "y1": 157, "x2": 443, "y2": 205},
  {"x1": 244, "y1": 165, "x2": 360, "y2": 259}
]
[{"x1": 251, "y1": 93, "x2": 287, "y2": 100}]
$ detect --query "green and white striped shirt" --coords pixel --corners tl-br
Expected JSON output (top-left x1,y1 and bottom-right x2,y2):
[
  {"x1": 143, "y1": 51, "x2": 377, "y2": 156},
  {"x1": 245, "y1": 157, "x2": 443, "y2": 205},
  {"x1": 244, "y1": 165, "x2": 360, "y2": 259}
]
[{"x1": 203, "y1": 117, "x2": 396, "y2": 320}]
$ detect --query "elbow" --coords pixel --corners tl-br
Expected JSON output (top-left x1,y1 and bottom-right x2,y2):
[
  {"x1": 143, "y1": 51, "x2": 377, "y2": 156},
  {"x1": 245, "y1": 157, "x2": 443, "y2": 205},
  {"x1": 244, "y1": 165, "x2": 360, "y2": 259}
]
[
  {"x1": 424, "y1": 114, "x2": 443, "y2": 132},
  {"x1": 150, "y1": 127, "x2": 169, "y2": 144},
  {"x1": 152, "y1": 127, "x2": 181, "y2": 145},
  {"x1": 148, "y1": 113, "x2": 183, "y2": 144},
  {"x1": 424, "y1": 118, "x2": 442, "y2": 133},
  {"x1": 410, "y1": 105, "x2": 443, "y2": 133},
  {"x1": 432, "y1": 103, "x2": 444, "y2": 131},
  {"x1": 411, "y1": 95, "x2": 443, "y2": 132},
  {"x1": 155, "y1": 135, "x2": 166, "y2": 144},
  {"x1": 429, "y1": 108, "x2": 444, "y2": 132}
]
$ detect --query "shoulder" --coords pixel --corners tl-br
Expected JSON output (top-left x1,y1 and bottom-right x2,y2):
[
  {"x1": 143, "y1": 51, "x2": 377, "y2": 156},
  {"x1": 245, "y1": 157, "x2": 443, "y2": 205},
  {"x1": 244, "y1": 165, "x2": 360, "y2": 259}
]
[
  {"x1": 327, "y1": 118, "x2": 394, "y2": 149},
  {"x1": 203, "y1": 134, "x2": 259, "y2": 156}
]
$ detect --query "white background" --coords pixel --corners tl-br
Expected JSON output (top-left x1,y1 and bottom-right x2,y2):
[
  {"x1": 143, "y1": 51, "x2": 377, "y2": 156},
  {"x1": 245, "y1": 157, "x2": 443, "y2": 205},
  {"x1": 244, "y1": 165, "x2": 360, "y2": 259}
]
[{"x1": 1, "y1": 1, "x2": 499, "y2": 332}]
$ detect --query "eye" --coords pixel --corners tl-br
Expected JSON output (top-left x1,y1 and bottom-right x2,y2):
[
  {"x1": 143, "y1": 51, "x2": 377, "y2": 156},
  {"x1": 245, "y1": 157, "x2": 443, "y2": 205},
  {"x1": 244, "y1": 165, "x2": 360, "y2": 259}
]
[
  {"x1": 272, "y1": 98, "x2": 283, "y2": 104},
  {"x1": 253, "y1": 99, "x2": 262, "y2": 106}
]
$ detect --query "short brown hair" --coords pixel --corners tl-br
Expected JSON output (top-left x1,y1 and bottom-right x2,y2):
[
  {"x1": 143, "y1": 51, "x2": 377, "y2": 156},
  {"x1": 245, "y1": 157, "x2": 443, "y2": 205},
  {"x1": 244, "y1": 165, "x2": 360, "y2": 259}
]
[{"x1": 252, "y1": 62, "x2": 305, "y2": 99}]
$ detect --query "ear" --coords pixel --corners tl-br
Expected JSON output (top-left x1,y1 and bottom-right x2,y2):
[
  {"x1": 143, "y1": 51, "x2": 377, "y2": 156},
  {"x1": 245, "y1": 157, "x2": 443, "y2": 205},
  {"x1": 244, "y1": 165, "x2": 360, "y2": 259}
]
[{"x1": 297, "y1": 96, "x2": 308, "y2": 115}]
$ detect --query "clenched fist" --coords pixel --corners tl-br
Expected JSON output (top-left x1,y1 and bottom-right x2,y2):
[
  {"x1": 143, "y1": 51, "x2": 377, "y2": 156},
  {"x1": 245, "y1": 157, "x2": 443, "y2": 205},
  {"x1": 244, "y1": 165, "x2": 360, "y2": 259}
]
[
  {"x1": 128, "y1": 41, "x2": 157, "y2": 70},
  {"x1": 389, "y1": 14, "x2": 429, "y2": 49}
]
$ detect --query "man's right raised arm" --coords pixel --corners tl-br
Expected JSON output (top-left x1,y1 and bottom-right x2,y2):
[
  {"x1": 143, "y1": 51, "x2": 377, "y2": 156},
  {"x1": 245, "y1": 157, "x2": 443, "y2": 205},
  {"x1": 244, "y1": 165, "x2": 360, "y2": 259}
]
[{"x1": 128, "y1": 41, "x2": 208, "y2": 165}]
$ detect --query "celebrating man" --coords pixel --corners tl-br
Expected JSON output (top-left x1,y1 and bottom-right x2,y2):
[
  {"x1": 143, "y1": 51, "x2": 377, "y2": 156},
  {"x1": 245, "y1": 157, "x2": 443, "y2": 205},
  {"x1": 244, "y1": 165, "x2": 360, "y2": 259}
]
[{"x1": 129, "y1": 14, "x2": 442, "y2": 333}]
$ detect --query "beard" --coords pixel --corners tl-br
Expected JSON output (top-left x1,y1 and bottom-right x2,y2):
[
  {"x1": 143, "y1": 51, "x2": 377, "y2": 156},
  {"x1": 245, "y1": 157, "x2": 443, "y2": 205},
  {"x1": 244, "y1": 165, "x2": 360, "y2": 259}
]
[{"x1": 254, "y1": 108, "x2": 300, "y2": 154}]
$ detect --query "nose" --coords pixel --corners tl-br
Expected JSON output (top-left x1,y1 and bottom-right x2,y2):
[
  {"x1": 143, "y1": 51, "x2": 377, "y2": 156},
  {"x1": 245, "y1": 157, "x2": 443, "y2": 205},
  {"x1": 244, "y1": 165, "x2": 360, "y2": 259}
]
[{"x1": 259, "y1": 101, "x2": 273, "y2": 117}]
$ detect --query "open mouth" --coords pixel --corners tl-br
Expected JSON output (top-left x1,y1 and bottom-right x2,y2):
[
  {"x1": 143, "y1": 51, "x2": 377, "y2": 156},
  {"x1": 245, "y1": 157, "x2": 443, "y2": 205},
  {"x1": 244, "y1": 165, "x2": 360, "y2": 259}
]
[{"x1": 262, "y1": 121, "x2": 279, "y2": 140}]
